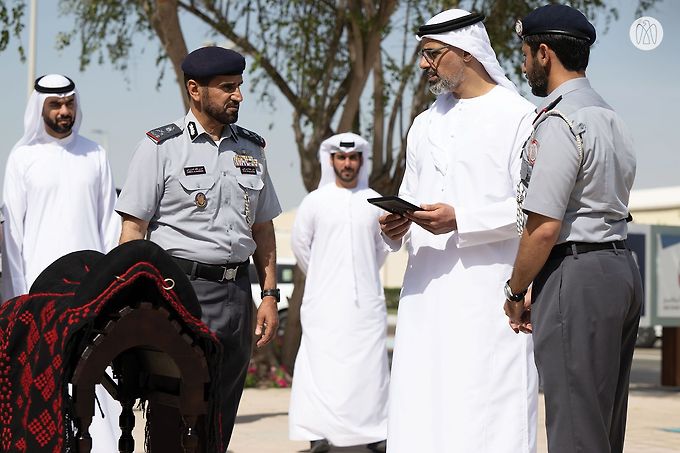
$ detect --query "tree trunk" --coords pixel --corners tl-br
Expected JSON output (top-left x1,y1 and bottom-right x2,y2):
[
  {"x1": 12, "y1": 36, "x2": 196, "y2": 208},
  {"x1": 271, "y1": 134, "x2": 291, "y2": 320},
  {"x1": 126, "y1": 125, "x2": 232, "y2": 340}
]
[
  {"x1": 281, "y1": 265, "x2": 305, "y2": 372},
  {"x1": 149, "y1": 0, "x2": 189, "y2": 110}
]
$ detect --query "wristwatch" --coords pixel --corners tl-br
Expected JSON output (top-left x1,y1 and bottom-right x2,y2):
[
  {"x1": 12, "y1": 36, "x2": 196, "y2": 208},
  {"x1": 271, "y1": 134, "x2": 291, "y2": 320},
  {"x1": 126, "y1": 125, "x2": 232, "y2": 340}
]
[
  {"x1": 261, "y1": 288, "x2": 280, "y2": 302},
  {"x1": 504, "y1": 280, "x2": 527, "y2": 302}
]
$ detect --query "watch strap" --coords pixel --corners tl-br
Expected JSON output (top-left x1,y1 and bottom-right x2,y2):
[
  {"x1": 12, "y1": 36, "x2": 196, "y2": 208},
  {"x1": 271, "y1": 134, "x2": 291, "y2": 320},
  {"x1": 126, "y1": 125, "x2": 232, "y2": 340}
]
[
  {"x1": 504, "y1": 280, "x2": 527, "y2": 302},
  {"x1": 261, "y1": 288, "x2": 280, "y2": 302}
]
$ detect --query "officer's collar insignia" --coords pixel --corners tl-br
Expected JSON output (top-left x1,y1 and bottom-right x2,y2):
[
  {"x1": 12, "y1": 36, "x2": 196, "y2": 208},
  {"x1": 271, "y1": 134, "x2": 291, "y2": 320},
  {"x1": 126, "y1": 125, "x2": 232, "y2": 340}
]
[
  {"x1": 187, "y1": 121, "x2": 198, "y2": 141},
  {"x1": 146, "y1": 123, "x2": 183, "y2": 144},
  {"x1": 195, "y1": 192, "x2": 207, "y2": 208},
  {"x1": 515, "y1": 19, "x2": 523, "y2": 37}
]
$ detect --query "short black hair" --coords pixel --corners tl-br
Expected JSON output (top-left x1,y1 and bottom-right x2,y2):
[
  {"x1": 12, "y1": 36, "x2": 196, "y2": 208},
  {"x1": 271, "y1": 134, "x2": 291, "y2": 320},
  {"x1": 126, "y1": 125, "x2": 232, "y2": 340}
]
[
  {"x1": 183, "y1": 74, "x2": 212, "y2": 89},
  {"x1": 524, "y1": 34, "x2": 590, "y2": 72},
  {"x1": 183, "y1": 74, "x2": 214, "y2": 98}
]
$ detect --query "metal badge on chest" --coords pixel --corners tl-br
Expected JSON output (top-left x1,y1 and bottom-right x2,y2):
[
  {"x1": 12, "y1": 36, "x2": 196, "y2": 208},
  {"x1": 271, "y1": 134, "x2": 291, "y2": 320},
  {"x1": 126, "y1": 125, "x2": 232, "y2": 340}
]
[
  {"x1": 233, "y1": 154, "x2": 258, "y2": 175},
  {"x1": 195, "y1": 192, "x2": 207, "y2": 208}
]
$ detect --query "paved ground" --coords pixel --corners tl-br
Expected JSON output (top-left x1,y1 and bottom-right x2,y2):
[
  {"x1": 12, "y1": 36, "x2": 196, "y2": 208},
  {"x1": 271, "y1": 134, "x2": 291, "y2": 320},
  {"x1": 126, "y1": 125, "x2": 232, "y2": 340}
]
[{"x1": 131, "y1": 347, "x2": 680, "y2": 452}]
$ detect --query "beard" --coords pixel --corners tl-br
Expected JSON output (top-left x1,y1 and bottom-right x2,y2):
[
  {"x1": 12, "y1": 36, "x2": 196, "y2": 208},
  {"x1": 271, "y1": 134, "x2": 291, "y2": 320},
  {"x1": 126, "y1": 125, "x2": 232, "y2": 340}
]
[
  {"x1": 333, "y1": 165, "x2": 358, "y2": 184},
  {"x1": 426, "y1": 66, "x2": 464, "y2": 96},
  {"x1": 526, "y1": 62, "x2": 549, "y2": 97},
  {"x1": 43, "y1": 114, "x2": 74, "y2": 135},
  {"x1": 201, "y1": 90, "x2": 239, "y2": 124}
]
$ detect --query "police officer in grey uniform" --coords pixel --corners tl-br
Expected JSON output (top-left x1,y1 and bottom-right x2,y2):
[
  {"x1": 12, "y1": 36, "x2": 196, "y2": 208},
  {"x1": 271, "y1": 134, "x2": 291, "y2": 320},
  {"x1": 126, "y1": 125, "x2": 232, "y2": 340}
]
[
  {"x1": 116, "y1": 46, "x2": 281, "y2": 451},
  {"x1": 503, "y1": 5, "x2": 642, "y2": 453}
]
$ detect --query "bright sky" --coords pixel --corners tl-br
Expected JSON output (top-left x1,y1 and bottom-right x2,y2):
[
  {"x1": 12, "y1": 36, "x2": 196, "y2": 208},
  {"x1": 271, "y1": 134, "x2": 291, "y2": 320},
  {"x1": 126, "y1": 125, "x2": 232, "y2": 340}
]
[{"x1": 0, "y1": 1, "x2": 677, "y2": 211}]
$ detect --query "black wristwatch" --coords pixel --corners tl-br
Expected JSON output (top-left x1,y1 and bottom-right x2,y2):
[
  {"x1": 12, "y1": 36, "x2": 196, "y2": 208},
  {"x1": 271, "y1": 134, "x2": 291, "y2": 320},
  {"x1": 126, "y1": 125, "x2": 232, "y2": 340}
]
[
  {"x1": 504, "y1": 280, "x2": 527, "y2": 302},
  {"x1": 261, "y1": 288, "x2": 280, "y2": 302}
]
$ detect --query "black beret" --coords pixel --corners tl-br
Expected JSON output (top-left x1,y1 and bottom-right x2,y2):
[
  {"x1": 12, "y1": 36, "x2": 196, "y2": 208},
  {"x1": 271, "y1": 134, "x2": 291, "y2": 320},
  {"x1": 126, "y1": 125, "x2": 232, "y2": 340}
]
[
  {"x1": 181, "y1": 46, "x2": 246, "y2": 78},
  {"x1": 515, "y1": 4, "x2": 596, "y2": 45}
]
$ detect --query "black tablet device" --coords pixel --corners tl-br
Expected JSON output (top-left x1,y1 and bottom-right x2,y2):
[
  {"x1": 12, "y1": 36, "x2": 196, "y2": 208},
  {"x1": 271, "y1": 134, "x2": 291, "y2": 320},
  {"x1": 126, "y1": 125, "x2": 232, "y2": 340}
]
[{"x1": 367, "y1": 196, "x2": 422, "y2": 215}]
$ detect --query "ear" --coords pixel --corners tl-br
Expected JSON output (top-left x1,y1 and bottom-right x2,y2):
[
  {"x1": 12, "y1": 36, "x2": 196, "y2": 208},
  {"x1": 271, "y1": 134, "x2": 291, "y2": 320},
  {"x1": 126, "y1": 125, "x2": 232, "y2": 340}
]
[
  {"x1": 537, "y1": 43, "x2": 551, "y2": 66},
  {"x1": 462, "y1": 51, "x2": 473, "y2": 63},
  {"x1": 186, "y1": 79, "x2": 201, "y2": 102}
]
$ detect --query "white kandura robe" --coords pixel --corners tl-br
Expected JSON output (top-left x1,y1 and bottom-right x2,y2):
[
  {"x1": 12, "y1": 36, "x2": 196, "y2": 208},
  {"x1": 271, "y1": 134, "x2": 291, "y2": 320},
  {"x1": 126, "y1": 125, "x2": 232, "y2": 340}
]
[
  {"x1": 2, "y1": 133, "x2": 122, "y2": 452},
  {"x1": 385, "y1": 86, "x2": 539, "y2": 453},
  {"x1": 2, "y1": 134, "x2": 120, "y2": 299},
  {"x1": 289, "y1": 184, "x2": 390, "y2": 446}
]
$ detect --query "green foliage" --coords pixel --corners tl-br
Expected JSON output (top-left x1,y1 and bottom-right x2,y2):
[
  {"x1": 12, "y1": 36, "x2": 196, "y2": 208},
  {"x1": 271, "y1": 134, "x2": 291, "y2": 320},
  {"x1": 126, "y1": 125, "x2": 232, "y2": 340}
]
[
  {"x1": 0, "y1": 0, "x2": 660, "y2": 193},
  {"x1": 56, "y1": 0, "x2": 156, "y2": 72},
  {"x1": 0, "y1": 0, "x2": 26, "y2": 58}
]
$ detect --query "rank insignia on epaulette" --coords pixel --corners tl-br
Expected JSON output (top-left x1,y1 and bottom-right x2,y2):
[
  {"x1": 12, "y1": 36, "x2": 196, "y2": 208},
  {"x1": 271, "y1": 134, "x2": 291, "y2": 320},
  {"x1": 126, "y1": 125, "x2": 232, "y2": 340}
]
[
  {"x1": 147, "y1": 123, "x2": 183, "y2": 144},
  {"x1": 233, "y1": 125, "x2": 266, "y2": 148}
]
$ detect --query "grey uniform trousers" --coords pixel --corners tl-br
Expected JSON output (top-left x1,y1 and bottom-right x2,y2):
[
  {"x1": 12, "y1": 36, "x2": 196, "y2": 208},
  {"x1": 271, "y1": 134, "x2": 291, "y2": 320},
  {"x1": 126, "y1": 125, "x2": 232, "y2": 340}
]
[
  {"x1": 192, "y1": 269, "x2": 254, "y2": 451},
  {"x1": 532, "y1": 247, "x2": 642, "y2": 453},
  {"x1": 146, "y1": 267, "x2": 253, "y2": 452}
]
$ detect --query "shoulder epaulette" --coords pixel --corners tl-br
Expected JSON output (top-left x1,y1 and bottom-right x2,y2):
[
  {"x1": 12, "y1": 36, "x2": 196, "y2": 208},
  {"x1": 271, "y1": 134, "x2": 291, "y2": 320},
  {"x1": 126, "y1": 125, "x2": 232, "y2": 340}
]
[
  {"x1": 233, "y1": 125, "x2": 266, "y2": 148},
  {"x1": 146, "y1": 123, "x2": 183, "y2": 144},
  {"x1": 532, "y1": 95, "x2": 563, "y2": 124}
]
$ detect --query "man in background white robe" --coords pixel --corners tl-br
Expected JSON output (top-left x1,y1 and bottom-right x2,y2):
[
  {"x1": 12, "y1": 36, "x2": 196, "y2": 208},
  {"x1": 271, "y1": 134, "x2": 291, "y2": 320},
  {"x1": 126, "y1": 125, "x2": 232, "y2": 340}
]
[
  {"x1": 1, "y1": 74, "x2": 121, "y2": 452},
  {"x1": 2, "y1": 74, "x2": 120, "y2": 298},
  {"x1": 289, "y1": 133, "x2": 389, "y2": 453},
  {"x1": 379, "y1": 10, "x2": 538, "y2": 453}
]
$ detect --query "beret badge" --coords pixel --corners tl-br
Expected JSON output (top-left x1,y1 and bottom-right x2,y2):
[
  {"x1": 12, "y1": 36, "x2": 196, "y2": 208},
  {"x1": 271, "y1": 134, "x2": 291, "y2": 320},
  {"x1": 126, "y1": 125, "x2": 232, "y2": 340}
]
[{"x1": 515, "y1": 19, "x2": 523, "y2": 37}]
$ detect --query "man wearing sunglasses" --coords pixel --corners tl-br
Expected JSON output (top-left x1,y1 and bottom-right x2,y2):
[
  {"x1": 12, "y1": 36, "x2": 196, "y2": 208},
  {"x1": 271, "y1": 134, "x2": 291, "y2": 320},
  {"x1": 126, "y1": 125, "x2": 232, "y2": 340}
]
[{"x1": 379, "y1": 8, "x2": 538, "y2": 453}]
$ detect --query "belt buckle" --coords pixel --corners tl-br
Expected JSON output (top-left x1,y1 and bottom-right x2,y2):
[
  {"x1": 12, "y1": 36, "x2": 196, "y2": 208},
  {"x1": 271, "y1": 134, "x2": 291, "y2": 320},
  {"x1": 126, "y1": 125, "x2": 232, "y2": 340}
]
[{"x1": 219, "y1": 266, "x2": 238, "y2": 282}]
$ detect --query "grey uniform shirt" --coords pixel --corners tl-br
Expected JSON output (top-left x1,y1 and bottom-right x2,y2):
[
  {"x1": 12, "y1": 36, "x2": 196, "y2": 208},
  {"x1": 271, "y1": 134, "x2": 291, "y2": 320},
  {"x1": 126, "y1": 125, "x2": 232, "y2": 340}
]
[
  {"x1": 116, "y1": 110, "x2": 281, "y2": 264},
  {"x1": 521, "y1": 78, "x2": 636, "y2": 244}
]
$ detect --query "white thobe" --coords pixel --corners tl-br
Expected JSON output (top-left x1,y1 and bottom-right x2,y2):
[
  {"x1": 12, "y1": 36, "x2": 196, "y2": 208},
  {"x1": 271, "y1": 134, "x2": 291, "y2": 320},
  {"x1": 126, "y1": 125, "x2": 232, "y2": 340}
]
[
  {"x1": 386, "y1": 86, "x2": 539, "y2": 453},
  {"x1": 289, "y1": 184, "x2": 390, "y2": 446},
  {"x1": 2, "y1": 134, "x2": 120, "y2": 299},
  {"x1": 2, "y1": 133, "x2": 122, "y2": 452}
]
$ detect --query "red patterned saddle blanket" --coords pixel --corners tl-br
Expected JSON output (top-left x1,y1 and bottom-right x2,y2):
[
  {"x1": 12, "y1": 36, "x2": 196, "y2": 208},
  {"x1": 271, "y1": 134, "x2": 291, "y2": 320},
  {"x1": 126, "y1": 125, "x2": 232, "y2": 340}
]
[{"x1": 0, "y1": 240, "x2": 221, "y2": 452}]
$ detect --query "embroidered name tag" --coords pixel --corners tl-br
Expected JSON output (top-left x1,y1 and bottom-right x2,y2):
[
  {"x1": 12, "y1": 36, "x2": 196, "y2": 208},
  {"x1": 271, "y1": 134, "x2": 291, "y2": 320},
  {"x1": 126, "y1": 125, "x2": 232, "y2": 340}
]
[
  {"x1": 184, "y1": 166, "x2": 206, "y2": 176},
  {"x1": 240, "y1": 167, "x2": 257, "y2": 175}
]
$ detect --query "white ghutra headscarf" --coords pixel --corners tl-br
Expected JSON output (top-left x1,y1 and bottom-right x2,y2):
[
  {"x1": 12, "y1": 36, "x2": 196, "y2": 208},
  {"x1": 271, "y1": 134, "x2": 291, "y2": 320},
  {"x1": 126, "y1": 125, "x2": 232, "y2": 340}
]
[
  {"x1": 12, "y1": 74, "x2": 82, "y2": 151},
  {"x1": 317, "y1": 132, "x2": 370, "y2": 189},
  {"x1": 417, "y1": 9, "x2": 518, "y2": 93}
]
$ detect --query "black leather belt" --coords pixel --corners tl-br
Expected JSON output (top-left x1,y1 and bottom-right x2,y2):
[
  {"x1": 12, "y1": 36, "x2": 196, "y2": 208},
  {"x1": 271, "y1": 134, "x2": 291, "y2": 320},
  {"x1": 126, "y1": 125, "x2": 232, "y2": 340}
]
[
  {"x1": 172, "y1": 257, "x2": 249, "y2": 282},
  {"x1": 549, "y1": 240, "x2": 627, "y2": 259}
]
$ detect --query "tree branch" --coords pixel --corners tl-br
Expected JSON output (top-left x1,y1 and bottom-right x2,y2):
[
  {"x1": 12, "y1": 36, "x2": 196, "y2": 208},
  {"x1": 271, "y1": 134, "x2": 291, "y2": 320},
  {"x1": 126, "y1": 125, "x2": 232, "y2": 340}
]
[{"x1": 178, "y1": 0, "x2": 312, "y2": 119}]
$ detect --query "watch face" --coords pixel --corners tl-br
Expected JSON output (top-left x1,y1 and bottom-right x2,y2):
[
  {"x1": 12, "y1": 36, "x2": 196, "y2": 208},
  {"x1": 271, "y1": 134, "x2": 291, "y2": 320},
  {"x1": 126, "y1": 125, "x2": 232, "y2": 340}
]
[{"x1": 504, "y1": 282, "x2": 513, "y2": 300}]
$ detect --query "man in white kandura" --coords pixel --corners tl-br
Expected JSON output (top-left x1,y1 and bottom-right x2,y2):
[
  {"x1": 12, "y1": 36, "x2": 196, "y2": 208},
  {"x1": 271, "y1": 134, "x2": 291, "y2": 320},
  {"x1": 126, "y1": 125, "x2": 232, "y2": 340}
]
[
  {"x1": 289, "y1": 133, "x2": 389, "y2": 453},
  {"x1": 2, "y1": 74, "x2": 120, "y2": 299},
  {"x1": 378, "y1": 9, "x2": 538, "y2": 453},
  {"x1": 1, "y1": 74, "x2": 121, "y2": 451}
]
